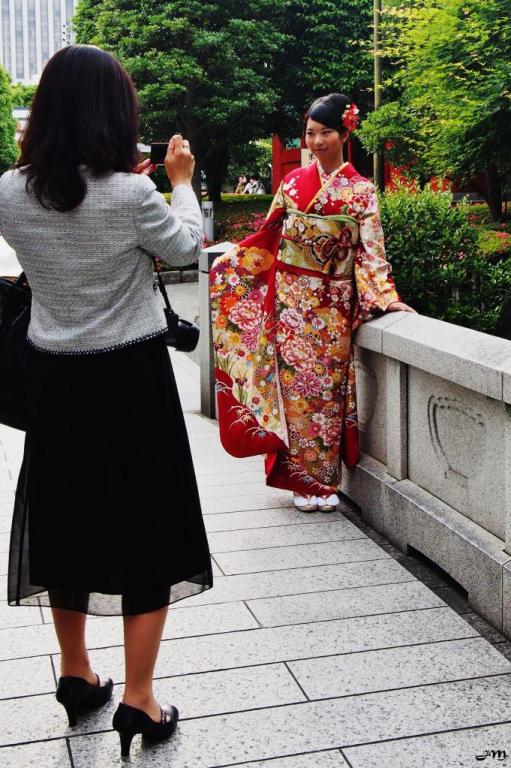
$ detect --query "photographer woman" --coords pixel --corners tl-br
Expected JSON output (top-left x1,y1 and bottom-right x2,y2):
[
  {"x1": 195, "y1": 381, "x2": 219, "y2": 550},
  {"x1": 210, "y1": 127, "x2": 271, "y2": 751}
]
[{"x1": 0, "y1": 45, "x2": 212, "y2": 758}]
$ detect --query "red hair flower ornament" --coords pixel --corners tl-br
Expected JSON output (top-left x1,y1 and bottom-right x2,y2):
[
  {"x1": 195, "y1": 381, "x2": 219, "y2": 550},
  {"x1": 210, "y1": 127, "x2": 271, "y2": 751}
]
[{"x1": 342, "y1": 103, "x2": 360, "y2": 132}]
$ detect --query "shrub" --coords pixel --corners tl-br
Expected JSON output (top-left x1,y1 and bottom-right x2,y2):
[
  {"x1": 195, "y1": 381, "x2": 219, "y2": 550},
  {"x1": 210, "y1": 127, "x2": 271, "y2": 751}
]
[
  {"x1": 379, "y1": 185, "x2": 478, "y2": 318},
  {"x1": 380, "y1": 185, "x2": 511, "y2": 334}
]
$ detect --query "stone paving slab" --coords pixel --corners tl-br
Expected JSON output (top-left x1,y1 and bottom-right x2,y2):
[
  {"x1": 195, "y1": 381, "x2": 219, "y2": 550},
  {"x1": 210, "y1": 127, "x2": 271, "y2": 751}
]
[
  {"x1": 246, "y1": 581, "x2": 445, "y2": 627},
  {"x1": 0, "y1": 663, "x2": 306, "y2": 746},
  {"x1": 0, "y1": 739, "x2": 72, "y2": 768},
  {"x1": 68, "y1": 676, "x2": 511, "y2": 767},
  {"x1": 171, "y1": 560, "x2": 414, "y2": 608},
  {"x1": 288, "y1": 637, "x2": 511, "y2": 699},
  {"x1": 207, "y1": 520, "x2": 363, "y2": 553},
  {"x1": 0, "y1": 599, "x2": 42, "y2": 630},
  {"x1": 343, "y1": 723, "x2": 511, "y2": 767},
  {"x1": 83, "y1": 608, "x2": 477, "y2": 684},
  {"x1": 0, "y1": 655, "x2": 55, "y2": 699},
  {"x1": 0, "y1": 601, "x2": 258, "y2": 661},
  {"x1": 215, "y1": 539, "x2": 388, "y2": 575}
]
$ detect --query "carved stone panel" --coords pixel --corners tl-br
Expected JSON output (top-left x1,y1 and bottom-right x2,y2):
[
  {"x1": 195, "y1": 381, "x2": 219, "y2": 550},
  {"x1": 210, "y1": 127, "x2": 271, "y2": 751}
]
[
  {"x1": 408, "y1": 367, "x2": 505, "y2": 540},
  {"x1": 354, "y1": 347, "x2": 387, "y2": 465}
]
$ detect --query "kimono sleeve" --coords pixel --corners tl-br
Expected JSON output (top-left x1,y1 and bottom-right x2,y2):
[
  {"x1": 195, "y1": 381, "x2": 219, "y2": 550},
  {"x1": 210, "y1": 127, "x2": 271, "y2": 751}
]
[
  {"x1": 355, "y1": 184, "x2": 399, "y2": 319},
  {"x1": 265, "y1": 182, "x2": 286, "y2": 219}
]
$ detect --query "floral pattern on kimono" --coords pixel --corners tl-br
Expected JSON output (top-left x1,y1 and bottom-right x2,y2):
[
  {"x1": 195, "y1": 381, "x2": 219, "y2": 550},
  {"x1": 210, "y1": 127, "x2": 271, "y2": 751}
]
[{"x1": 210, "y1": 161, "x2": 399, "y2": 496}]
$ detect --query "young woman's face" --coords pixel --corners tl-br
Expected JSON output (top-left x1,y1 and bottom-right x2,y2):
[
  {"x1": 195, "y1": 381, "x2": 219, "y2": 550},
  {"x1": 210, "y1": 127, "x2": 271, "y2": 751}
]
[{"x1": 305, "y1": 119, "x2": 345, "y2": 166}]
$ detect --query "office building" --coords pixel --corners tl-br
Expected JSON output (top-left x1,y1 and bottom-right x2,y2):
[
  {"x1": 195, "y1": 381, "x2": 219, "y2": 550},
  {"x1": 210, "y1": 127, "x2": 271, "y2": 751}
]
[{"x1": 0, "y1": 1, "x2": 78, "y2": 84}]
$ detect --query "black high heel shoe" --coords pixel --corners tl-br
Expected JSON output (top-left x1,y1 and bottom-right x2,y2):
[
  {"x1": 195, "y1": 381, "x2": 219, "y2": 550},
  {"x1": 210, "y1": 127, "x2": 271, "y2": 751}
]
[
  {"x1": 56, "y1": 674, "x2": 114, "y2": 727},
  {"x1": 112, "y1": 702, "x2": 179, "y2": 758}
]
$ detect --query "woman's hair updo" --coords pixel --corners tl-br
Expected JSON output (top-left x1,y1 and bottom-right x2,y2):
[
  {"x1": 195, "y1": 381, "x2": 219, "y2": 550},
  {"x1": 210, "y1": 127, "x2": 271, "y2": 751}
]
[{"x1": 304, "y1": 93, "x2": 352, "y2": 135}]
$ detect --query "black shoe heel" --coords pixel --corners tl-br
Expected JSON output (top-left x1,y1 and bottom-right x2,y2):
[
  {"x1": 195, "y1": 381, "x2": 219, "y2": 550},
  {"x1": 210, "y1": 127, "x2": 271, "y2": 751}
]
[
  {"x1": 56, "y1": 674, "x2": 113, "y2": 727},
  {"x1": 119, "y1": 730, "x2": 135, "y2": 759},
  {"x1": 113, "y1": 702, "x2": 179, "y2": 759},
  {"x1": 63, "y1": 703, "x2": 78, "y2": 727}
]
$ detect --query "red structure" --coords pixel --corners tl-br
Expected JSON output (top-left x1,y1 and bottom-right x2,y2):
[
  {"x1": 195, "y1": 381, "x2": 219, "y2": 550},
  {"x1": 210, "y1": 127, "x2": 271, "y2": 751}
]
[{"x1": 271, "y1": 135, "x2": 487, "y2": 200}]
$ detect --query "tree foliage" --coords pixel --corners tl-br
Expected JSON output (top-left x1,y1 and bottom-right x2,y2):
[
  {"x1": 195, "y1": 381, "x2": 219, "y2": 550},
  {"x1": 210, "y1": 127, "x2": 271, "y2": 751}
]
[
  {"x1": 74, "y1": 0, "x2": 285, "y2": 200},
  {"x1": 357, "y1": 0, "x2": 511, "y2": 219},
  {"x1": 10, "y1": 83, "x2": 36, "y2": 108},
  {"x1": 75, "y1": 0, "x2": 375, "y2": 197},
  {"x1": 0, "y1": 66, "x2": 17, "y2": 173},
  {"x1": 273, "y1": 0, "x2": 374, "y2": 138}
]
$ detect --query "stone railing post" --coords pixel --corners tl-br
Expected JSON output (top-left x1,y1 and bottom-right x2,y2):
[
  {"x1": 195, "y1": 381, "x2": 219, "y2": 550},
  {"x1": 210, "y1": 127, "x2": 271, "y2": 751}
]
[{"x1": 385, "y1": 357, "x2": 408, "y2": 480}]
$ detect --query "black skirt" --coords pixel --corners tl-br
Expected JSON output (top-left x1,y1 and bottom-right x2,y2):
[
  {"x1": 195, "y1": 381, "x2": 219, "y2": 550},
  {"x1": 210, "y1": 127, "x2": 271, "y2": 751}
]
[{"x1": 8, "y1": 336, "x2": 212, "y2": 615}]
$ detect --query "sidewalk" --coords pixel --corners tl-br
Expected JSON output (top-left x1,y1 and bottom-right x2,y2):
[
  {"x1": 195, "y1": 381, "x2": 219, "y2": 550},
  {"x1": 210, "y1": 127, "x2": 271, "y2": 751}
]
[{"x1": 1, "y1": 351, "x2": 511, "y2": 767}]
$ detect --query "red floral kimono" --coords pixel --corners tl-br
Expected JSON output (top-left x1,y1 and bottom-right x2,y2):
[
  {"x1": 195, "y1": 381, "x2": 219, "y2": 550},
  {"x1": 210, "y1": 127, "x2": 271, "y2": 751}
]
[{"x1": 210, "y1": 161, "x2": 399, "y2": 495}]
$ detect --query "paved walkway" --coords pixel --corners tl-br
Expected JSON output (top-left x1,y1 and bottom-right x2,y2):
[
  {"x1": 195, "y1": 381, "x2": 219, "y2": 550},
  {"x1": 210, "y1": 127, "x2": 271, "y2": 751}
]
[{"x1": 2, "y1": 348, "x2": 511, "y2": 766}]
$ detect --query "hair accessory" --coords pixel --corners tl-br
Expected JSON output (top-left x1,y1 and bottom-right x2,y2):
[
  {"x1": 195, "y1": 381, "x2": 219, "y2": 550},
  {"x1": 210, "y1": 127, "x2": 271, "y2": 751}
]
[{"x1": 342, "y1": 103, "x2": 360, "y2": 132}]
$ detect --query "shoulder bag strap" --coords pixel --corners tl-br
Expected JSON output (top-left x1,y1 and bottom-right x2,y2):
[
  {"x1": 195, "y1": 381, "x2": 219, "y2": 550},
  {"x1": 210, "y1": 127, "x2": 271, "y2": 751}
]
[{"x1": 151, "y1": 257, "x2": 177, "y2": 317}]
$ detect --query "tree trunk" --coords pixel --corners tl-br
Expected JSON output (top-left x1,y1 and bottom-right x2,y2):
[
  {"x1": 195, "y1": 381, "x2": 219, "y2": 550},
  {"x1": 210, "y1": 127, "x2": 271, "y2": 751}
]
[
  {"x1": 486, "y1": 163, "x2": 503, "y2": 222},
  {"x1": 191, "y1": 161, "x2": 202, "y2": 204},
  {"x1": 203, "y1": 143, "x2": 229, "y2": 204}
]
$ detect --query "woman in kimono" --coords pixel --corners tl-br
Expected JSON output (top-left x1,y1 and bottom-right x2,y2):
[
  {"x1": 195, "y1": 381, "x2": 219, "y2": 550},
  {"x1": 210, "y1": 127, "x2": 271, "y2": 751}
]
[{"x1": 210, "y1": 93, "x2": 414, "y2": 512}]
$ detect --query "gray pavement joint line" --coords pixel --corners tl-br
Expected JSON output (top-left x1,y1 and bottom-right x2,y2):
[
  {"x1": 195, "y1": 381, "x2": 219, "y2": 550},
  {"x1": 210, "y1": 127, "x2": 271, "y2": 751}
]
[
  {"x1": 4, "y1": 709, "x2": 511, "y2": 753},
  {"x1": 171, "y1": 577, "x2": 420, "y2": 609},
  {"x1": 211, "y1": 554, "x2": 226, "y2": 575},
  {"x1": 283, "y1": 660, "x2": 311, "y2": 702},
  {"x1": 66, "y1": 736, "x2": 76, "y2": 768},
  {"x1": 45, "y1": 628, "x2": 492, "y2": 676},
  {"x1": 191, "y1": 554, "x2": 392, "y2": 577},
  {"x1": 213, "y1": 748, "x2": 349, "y2": 768},
  {"x1": 227, "y1": 603, "x2": 457, "y2": 630},
  {"x1": 145, "y1": 635, "x2": 487, "y2": 681},
  {"x1": 210, "y1": 554, "x2": 390, "y2": 576},
  {"x1": 2, "y1": 635, "x2": 488, "y2": 702},
  {"x1": 210, "y1": 535, "x2": 368, "y2": 554},
  {"x1": 243, "y1": 601, "x2": 263, "y2": 629},
  {"x1": 49, "y1": 652, "x2": 59, "y2": 687},
  {"x1": 8, "y1": 676, "x2": 501, "y2": 741},
  {"x1": 340, "y1": 748, "x2": 356, "y2": 768},
  {"x1": 1, "y1": 604, "x2": 480, "y2": 661},
  {"x1": 337, "y1": 717, "x2": 511, "y2": 753},
  {"x1": 204, "y1": 517, "x2": 348, "y2": 532}
]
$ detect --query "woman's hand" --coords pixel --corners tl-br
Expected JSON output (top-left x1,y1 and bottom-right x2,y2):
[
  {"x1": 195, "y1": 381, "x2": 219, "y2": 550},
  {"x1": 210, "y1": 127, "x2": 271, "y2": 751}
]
[
  {"x1": 133, "y1": 158, "x2": 157, "y2": 176},
  {"x1": 386, "y1": 301, "x2": 417, "y2": 313},
  {"x1": 164, "y1": 134, "x2": 195, "y2": 188}
]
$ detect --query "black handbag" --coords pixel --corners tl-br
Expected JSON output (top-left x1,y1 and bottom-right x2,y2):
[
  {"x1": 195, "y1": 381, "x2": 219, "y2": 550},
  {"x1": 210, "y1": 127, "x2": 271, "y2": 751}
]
[
  {"x1": 0, "y1": 272, "x2": 31, "y2": 431},
  {"x1": 152, "y1": 258, "x2": 199, "y2": 352}
]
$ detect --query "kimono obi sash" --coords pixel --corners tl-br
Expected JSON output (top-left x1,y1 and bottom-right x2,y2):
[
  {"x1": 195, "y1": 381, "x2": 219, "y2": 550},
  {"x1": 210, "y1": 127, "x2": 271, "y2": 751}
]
[{"x1": 277, "y1": 209, "x2": 360, "y2": 277}]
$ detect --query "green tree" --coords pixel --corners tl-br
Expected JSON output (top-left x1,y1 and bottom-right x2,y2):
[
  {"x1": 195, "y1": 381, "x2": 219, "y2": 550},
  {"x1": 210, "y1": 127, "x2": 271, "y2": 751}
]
[
  {"x1": 358, "y1": 0, "x2": 511, "y2": 220},
  {"x1": 10, "y1": 83, "x2": 36, "y2": 108},
  {"x1": 75, "y1": 0, "x2": 285, "y2": 201},
  {"x1": 273, "y1": 0, "x2": 374, "y2": 140},
  {"x1": 0, "y1": 67, "x2": 17, "y2": 173}
]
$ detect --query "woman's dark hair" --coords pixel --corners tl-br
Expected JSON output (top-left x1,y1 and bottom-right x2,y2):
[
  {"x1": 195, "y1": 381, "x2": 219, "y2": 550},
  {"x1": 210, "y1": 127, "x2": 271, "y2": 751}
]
[
  {"x1": 304, "y1": 93, "x2": 351, "y2": 135},
  {"x1": 16, "y1": 45, "x2": 140, "y2": 212}
]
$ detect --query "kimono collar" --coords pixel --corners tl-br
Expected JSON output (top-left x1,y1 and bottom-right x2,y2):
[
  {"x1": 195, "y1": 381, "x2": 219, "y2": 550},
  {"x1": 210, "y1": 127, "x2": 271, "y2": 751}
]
[{"x1": 301, "y1": 161, "x2": 356, "y2": 214}]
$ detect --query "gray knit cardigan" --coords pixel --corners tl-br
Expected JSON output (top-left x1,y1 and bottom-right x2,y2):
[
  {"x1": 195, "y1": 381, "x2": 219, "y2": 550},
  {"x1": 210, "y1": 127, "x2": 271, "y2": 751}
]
[{"x1": 0, "y1": 168, "x2": 203, "y2": 354}]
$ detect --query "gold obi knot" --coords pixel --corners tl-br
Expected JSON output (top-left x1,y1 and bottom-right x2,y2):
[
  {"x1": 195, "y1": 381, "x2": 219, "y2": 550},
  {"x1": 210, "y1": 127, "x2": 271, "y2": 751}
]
[{"x1": 279, "y1": 209, "x2": 359, "y2": 277}]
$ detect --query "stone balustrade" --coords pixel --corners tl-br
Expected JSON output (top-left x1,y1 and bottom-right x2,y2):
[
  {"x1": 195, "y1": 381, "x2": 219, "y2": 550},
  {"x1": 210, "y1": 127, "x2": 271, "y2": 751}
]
[{"x1": 345, "y1": 312, "x2": 511, "y2": 636}]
